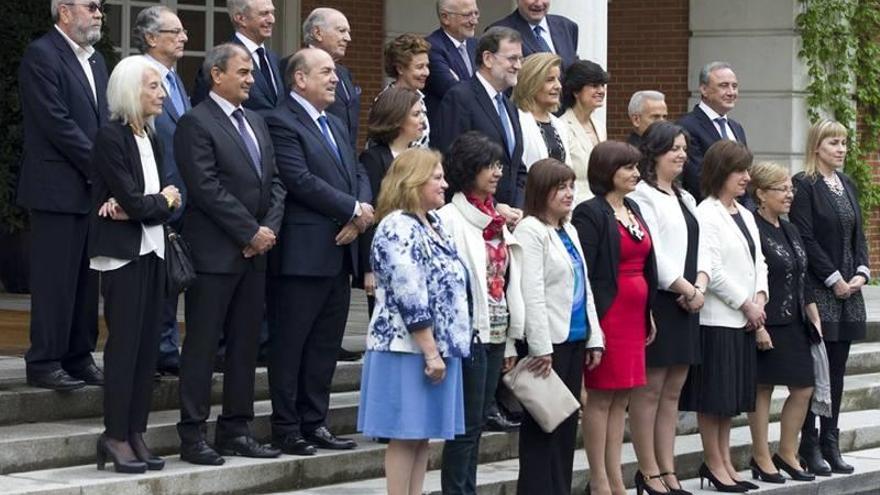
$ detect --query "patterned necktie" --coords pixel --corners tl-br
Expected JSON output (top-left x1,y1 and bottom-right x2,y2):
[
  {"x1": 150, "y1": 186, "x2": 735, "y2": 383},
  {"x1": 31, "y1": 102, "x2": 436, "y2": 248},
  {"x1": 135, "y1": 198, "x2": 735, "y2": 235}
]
[
  {"x1": 232, "y1": 109, "x2": 262, "y2": 177},
  {"x1": 255, "y1": 47, "x2": 277, "y2": 100},
  {"x1": 494, "y1": 93, "x2": 515, "y2": 156},
  {"x1": 165, "y1": 72, "x2": 185, "y2": 116},
  {"x1": 533, "y1": 25, "x2": 553, "y2": 53},
  {"x1": 318, "y1": 115, "x2": 343, "y2": 163},
  {"x1": 714, "y1": 117, "x2": 731, "y2": 140}
]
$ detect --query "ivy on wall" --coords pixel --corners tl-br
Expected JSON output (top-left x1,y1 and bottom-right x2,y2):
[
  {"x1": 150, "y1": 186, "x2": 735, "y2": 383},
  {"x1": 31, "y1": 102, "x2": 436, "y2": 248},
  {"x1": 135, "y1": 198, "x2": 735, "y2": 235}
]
[{"x1": 797, "y1": 0, "x2": 880, "y2": 214}]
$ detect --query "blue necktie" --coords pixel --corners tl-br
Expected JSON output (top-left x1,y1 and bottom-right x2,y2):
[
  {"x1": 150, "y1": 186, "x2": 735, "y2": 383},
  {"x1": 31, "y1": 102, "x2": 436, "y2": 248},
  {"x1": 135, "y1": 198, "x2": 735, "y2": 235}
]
[
  {"x1": 318, "y1": 115, "x2": 343, "y2": 163},
  {"x1": 715, "y1": 117, "x2": 731, "y2": 140},
  {"x1": 494, "y1": 93, "x2": 515, "y2": 157},
  {"x1": 533, "y1": 25, "x2": 553, "y2": 53},
  {"x1": 232, "y1": 109, "x2": 262, "y2": 177},
  {"x1": 255, "y1": 47, "x2": 277, "y2": 101},
  {"x1": 165, "y1": 72, "x2": 185, "y2": 116}
]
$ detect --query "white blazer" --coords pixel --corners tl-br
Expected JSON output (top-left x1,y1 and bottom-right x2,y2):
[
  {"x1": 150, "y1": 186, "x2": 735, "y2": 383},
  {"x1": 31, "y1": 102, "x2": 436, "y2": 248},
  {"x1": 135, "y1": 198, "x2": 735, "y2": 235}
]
[
  {"x1": 515, "y1": 216, "x2": 604, "y2": 356},
  {"x1": 628, "y1": 181, "x2": 699, "y2": 290},
  {"x1": 518, "y1": 109, "x2": 572, "y2": 171},
  {"x1": 437, "y1": 194, "x2": 525, "y2": 357},
  {"x1": 560, "y1": 108, "x2": 606, "y2": 205},
  {"x1": 696, "y1": 197, "x2": 769, "y2": 328}
]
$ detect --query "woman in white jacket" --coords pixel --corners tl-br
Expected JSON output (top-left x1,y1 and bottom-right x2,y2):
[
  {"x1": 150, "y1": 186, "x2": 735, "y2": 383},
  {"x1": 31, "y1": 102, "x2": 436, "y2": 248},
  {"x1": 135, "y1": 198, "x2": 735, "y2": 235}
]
[
  {"x1": 514, "y1": 158, "x2": 604, "y2": 495},
  {"x1": 437, "y1": 132, "x2": 525, "y2": 494}
]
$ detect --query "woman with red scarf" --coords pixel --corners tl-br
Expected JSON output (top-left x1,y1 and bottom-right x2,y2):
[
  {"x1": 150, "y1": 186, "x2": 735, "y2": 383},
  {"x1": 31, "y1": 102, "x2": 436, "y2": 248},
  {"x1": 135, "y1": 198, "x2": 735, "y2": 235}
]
[{"x1": 437, "y1": 131, "x2": 526, "y2": 493}]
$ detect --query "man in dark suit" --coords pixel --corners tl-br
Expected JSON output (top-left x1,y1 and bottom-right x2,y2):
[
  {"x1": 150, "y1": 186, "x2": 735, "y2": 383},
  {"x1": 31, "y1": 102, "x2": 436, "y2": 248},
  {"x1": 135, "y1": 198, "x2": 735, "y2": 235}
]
[
  {"x1": 304, "y1": 8, "x2": 360, "y2": 150},
  {"x1": 488, "y1": 0, "x2": 578, "y2": 70},
  {"x1": 191, "y1": 0, "x2": 284, "y2": 113},
  {"x1": 17, "y1": 0, "x2": 109, "y2": 390},
  {"x1": 435, "y1": 26, "x2": 527, "y2": 211},
  {"x1": 678, "y1": 61, "x2": 748, "y2": 202},
  {"x1": 424, "y1": 0, "x2": 480, "y2": 134},
  {"x1": 265, "y1": 47, "x2": 372, "y2": 455},
  {"x1": 626, "y1": 90, "x2": 667, "y2": 149},
  {"x1": 175, "y1": 43, "x2": 285, "y2": 465},
  {"x1": 134, "y1": 5, "x2": 191, "y2": 376}
]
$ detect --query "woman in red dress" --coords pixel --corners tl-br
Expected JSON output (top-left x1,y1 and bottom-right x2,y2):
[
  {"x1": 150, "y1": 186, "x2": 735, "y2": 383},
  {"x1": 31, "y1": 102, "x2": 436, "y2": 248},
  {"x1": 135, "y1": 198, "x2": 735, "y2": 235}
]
[{"x1": 573, "y1": 141, "x2": 658, "y2": 495}]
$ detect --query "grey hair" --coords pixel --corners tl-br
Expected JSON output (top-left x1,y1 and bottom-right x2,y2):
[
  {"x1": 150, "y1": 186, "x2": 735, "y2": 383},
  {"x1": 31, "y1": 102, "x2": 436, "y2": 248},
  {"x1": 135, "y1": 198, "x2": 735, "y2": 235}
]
[
  {"x1": 475, "y1": 26, "x2": 522, "y2": 68},
  {"x1": 201, "y1": 43, "x2": 250, "y2": 88},
  {"x1": 699, "y1": 61, "x2": 734, "y2": 86},
  {"x1": 302, "y1": 7, "x2": 343, "y2": 45},
  {"x1": 627, "y1": 90, "x2": 666, "y2": 117},
  {"x1": 436, "y1": 0, "x2": 453, "y2": 17},
  {"x1": 227, "y1": 0, "x2": 252, "y2": 23},
  {"x1": 132, "y1": 5, "x2": 173, "y2": 54},
  {"x1": 50, "y1": 0, "x2": 64, "y2": 21},
  {"x1": 284, "y1": 48, "x2": 313, "y2": 89},
  {"x1": 107, "y1": 55, "x2": 160, "y2": 131}
]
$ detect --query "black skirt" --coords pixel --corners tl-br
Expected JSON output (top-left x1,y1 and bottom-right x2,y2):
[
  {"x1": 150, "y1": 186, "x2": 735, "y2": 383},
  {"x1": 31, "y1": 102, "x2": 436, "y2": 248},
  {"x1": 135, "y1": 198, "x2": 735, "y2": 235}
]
[
  {"x1": 756, "y1": 321, "x2": 815, "y2": 387},
  {"x1": 646, "y1": 290, "x2": 701, "y2": 367},
  {"x1": 679, "y1": 325, "x2": 757, "y2": 417}
]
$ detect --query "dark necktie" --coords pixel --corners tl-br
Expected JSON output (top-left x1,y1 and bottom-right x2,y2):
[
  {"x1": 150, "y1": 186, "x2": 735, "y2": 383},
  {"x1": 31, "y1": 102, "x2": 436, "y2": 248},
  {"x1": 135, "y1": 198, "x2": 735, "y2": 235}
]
[
  {"x1": 494, "y1": 93, "x2": 515, "y2": 156},
  {"x1": 255, "y1": 47, "x2": 277, "y2": 100},
  {"x1": 714, "y1": 117, "x2": 730, "y2": 140},
  {"x1": 318, "y1": 115, "x2": 343, "y2": 163},
  {"x1": 232, "y1": 109, "x2": 262, "y2": 177},
  {"x1": 533, "y1": 25, "x2": 553, "y2": 53}
]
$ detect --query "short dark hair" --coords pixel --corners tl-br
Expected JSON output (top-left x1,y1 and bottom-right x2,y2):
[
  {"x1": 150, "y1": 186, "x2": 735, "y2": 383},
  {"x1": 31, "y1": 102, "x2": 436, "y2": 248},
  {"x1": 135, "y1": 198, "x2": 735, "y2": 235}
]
[
  {"x1": 700, "y1": 140, "x2": 753, "y2": 199},
  {"x1": 476, "y1": 26, "x2": 522, "y2": 68},
  {"x1": 444, "y1": 131, "x2": 505, "y2": 195},
  {"x1": 638, "y1": 121, "x2": 690, "y2": 192},
  {"x1": 366, "y1": 87, "x2": 422, "y2": 145},
  {"x1": 588, "y1": 141, "x2": 642, "y2": 196},
  {"x1": 524, "y1": 158, "x2": 576, "y2": 220},
  {"x1": 384, "y1": 33, "x2": 431, "y2": 79},
  {"x1": 562, "y1": 59, "x2": 609, "y2": 110},
  {"x1": 203, "y1": 43, "x2": 250, "y2": 88}
]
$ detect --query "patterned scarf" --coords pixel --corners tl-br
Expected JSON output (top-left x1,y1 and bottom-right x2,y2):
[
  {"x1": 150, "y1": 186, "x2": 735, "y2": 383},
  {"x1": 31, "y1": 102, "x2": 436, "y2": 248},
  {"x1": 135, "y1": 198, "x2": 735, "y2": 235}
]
[{"x1": 466, "y1": 193, "x2": 505, "y2": 241}]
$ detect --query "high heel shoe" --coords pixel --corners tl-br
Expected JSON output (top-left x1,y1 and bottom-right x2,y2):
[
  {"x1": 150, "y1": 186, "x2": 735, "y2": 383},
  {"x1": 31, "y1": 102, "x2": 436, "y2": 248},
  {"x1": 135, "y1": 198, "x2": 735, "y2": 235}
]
[
  {"x1": 773, "y1": 453, "x2": 816, "y2": 481},
  {"x1": 129, "y1": 432, "x2": 165, "y2": 470},
  {"x1": 634, "y1": 470, "x2": 669, "y2": 495},
  {"x1": 698, "y1": 463, "x2": 747, "y2": 493},
  {"x1": 96, "y1": 434, "x2": 147, "y2": 474},
  {"x1": 735, "y1": 479, "x2": 759, "y2": 490},
  {"x1": 749, "y1": 458, "x2": 784, "y2": 483},
  {"x1": 659, "y1": 472, "x2": 692, "y2": 495}
]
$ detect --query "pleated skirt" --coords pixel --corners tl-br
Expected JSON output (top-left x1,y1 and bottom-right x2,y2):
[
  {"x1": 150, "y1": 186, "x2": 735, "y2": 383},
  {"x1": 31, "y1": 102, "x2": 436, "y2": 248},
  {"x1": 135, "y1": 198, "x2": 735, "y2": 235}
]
[{"x1": 679, "y1": 325, "x2": 756, "y2": 417}]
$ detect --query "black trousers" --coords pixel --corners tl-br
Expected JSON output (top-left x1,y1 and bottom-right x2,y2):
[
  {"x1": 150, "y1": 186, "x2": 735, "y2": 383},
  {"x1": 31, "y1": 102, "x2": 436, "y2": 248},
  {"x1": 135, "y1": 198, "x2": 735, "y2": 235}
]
[
  {"x1": 268, "y1": 271, "x2": 350, "y2": 437},
  {"x1": 26, "y1": 211, "x2": 98, "y2": 374},
  {"x1": 177, "y1": 268, "x2": 264, "y2": 443},
  {"x1": 803, "y1": 340, "x2": 852, "y2": 432},
  {"x1": 101, "y1": 254, "x2": 164, "y2": 439},
  {"x1": 517, "y1": 341, "x2": 585, "y2": 495}
]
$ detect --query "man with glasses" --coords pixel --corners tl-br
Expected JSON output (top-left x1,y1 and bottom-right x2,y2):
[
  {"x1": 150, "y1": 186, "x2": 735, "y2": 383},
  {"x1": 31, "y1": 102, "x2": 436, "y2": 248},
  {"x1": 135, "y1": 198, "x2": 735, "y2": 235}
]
[
  {"x1": 435, "y1": 26, "x2": 527, "y2": 211},
  {"x1": 17, "y1": 0, "x2": 109, "y2": 390},
  {"x1": 134, "y1": 5, "x2": 191, "y2": 377},
  {"x1": 488, "y1": 0, "x2": 578, "y2": 70},
  {"x1": 424, "y1": 0, "x2": 479, "y2": 133}
]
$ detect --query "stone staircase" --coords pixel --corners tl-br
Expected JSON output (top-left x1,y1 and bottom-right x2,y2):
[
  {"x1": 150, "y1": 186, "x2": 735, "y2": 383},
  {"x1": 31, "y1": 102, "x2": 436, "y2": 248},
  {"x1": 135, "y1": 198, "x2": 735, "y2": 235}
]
[{"x1": 0, "y1": 290, "x2": 879, "y2": 494}]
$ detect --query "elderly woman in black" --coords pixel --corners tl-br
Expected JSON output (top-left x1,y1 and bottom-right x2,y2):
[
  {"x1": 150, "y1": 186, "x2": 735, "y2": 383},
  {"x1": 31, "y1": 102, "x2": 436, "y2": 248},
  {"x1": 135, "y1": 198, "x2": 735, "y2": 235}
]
[
  {"x1": 791, "y1": 119, "x2": 869, "y2": 475},
  {"x1": 89, "y1": 55, "x2": 181, "y2": 473}
]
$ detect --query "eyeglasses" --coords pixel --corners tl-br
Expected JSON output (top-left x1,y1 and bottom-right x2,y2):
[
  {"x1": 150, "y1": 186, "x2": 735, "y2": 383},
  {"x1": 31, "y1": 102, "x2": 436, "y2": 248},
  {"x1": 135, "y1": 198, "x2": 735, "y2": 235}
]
[
  {"x1": 492, "y1": 53, "x2": 524, "y2": 65},
  {"x1": 443, "y1": 10, "x2": 480, "y2": 19},
  {"x1": 486, "y1": 161, "x2": 503, "y2": 171},
  {"x1": 158, "y1": 28, "x2": 188, "y2": 36},
  {"x1": 63, "y1": 2, "x2": 103, "y2": 13},
  {"x1": 766, "y1": 186, "x2": 797, "y2": 195}
]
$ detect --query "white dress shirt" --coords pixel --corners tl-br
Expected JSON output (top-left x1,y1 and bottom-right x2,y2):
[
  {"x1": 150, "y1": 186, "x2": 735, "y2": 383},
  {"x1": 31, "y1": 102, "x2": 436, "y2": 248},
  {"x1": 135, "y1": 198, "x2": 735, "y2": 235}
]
[
  {"x1": 698, "y1": 101, "x2": 737, "y2": 142},
  {"x1": 54, "y1": 25, "x2": 97, "y2": 104},
  {"x1": 209, "y1": 91, "x2": 259, "y2": 149}
]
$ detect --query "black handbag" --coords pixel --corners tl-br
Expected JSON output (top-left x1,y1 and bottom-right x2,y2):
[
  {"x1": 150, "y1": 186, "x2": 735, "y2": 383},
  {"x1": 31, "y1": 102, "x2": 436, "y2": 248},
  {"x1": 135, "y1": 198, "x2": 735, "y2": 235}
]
[{"x1": 165, "y1": 225, "x2": 196, "y2": 294}]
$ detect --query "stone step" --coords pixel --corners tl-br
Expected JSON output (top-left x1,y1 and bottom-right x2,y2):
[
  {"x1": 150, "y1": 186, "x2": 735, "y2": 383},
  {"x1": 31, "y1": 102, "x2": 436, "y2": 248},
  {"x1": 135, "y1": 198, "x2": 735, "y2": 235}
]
[
  {"x1": 846, "y1": 341, "x2": 880, "y2": 376},
  {"x1": 273, "y1": 409, "x2": 880, "y2": 495},
  {"x1": 0, "y1": 359, "x2": 362, "y2": 427}
]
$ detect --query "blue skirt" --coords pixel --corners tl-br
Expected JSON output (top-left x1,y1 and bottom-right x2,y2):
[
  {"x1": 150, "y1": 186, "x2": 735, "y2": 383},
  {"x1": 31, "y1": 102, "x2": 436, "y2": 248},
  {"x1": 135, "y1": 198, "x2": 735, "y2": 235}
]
[{"x1": 358, "y1": 350, "x2": 465, "y2": 440}]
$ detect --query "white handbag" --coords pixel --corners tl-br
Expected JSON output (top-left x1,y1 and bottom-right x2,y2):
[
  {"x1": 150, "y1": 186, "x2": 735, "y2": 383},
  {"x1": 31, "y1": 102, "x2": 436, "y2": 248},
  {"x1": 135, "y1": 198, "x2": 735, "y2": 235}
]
[{"x1": 501, "y1": 356, "x2": 580, "y2": 433}]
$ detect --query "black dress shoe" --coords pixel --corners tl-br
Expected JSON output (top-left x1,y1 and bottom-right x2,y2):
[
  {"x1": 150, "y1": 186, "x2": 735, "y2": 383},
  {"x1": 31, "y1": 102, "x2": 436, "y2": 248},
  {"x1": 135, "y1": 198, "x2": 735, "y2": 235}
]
[
  {"x1": 27, "y1": 369, "x2": 85, "y2": 391},
  {"x1": 273, "y1": 434, "x2": 317, "y2": 456},
  {"x1": 215, "y1": 435, "x2": 281, "y2": 458},
  {"x1": 303, "y1": 426, "x2": 357, "y2": 450},
  {"x1": 130, "y1": 432, "x2": 165, "y2": 470},
  {"x1": 484, "y1": 412, "x2": 520, "y2": 431},
  {"x1": 772, "y1": 453, "x2": 815, "y2": 481},
  {"x1": 180, "y1": 440, "x2": 225, "y2": 465},
  {"x1": 337, "y1": 348, "x2": 363, "y2": 362},
  {"x1": 96, "y1": 434, "x2": 147, "y2": 474},
  {"x1": 68, "y1": 363, "x2": 104, "y2": 386},
  {"x1": 155, "y1": 362, "x2": 180, "y2": 376}
]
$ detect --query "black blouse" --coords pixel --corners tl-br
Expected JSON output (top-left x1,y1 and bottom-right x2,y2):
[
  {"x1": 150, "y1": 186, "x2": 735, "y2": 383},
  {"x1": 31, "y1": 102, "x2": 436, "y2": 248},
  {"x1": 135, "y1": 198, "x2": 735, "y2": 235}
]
[
  {"x1": 756, "y1": 215, "x2": 810, "y2": 326},
  {"x1": 537, "y1": 121, "x2": 566, "y2": 162}
]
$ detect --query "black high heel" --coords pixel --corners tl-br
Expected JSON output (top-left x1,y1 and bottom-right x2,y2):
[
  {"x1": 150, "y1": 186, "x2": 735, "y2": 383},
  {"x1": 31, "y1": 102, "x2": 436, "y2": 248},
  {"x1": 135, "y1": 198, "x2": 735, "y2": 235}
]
[
  {"x1": 749, "y1": 458, "x2": 785, "y2": 483},
  {"x1": 634, "y1": 470, "x2": 669, "y2": 495},
  {"x1": 735, "y1": 479, "x2": 759, "y2": 490},
  {"x1": 698, "y1": 463, "x2": 747, "y2": 493},
  {"x1": 130, "y1": 432, "x2": 165, "y2": 470},
  {"x1": 773, "y1": 453, "x2": 816, "y2": 481},
  {"x1": 96, "y1": 434, "x2": 147, "y2": 474},
  {"x1": 659, "y1": 472, "x2": 692, "y2": 495}
]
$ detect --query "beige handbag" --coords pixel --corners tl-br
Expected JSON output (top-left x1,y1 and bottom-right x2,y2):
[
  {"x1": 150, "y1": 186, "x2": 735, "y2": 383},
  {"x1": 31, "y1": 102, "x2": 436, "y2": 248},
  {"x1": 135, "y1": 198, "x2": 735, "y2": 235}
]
[{"x1": 501, "y1": 356, "x2": 580, "y2": 433}]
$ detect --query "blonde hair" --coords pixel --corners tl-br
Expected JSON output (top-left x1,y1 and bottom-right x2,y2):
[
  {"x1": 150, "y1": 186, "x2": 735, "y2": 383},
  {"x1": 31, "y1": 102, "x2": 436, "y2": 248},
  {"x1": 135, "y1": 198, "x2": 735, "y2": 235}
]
[
  {"x1": 375, "y1": 148, "x2": 444, "y2": 221},
  {"x1": 107, "y1": 55, "x2": 160, "y2": 132},
  {"x1": 804, "y1": 119, "x2": 848, "y2": 178},
  {"x1": 512, "y1": 52, "x2": 562, "y2": 114},
  {"x1": 748, "y1": 161, "x2": 789, "y2": 205}
]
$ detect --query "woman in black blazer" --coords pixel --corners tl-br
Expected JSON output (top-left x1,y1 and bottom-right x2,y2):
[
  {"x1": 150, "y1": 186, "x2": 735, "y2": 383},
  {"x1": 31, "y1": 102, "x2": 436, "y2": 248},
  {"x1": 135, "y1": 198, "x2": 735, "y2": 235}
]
[
  {"x1": 791, "y1": 119, "x2": 869, "y2": 475},
  {"x1": 89, "y1": 56, "x2": 180, "y2": 474},
  {"x1": 356, "y1": 87, "x2": 425, "y2": 315},
  {"x1": 572, "y1": 141, "x2": 658, "y2": 495}
]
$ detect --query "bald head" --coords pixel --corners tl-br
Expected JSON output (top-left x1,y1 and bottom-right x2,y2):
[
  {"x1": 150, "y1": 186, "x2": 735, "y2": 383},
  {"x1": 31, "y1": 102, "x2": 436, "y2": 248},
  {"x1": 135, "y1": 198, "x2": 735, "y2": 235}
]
[
  {"x1": 288, "y1": 48, "x2": 339, "y2": 111},
  {"x1": 303, "y1": 7, "x2": 351, "y2": 61}
]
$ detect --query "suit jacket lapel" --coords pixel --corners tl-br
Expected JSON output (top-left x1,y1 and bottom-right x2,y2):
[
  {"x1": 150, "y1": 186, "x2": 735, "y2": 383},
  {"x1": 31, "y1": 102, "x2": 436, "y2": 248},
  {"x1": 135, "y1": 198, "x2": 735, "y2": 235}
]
[
  {"x1": 288, "y1": 97, "x2": 351, "y2": 184},
  {"x1": 442, "y1": 34, "x2": 467, "y2": 78},
  {"x1": 206, "y1": 99, "x2": 262, "y2": 180},
  {"x1": 51, "y1": 31, "x2": 98, "y2": 117},
  {"x1": 715, "y1": 199, "x2": 751, "y2": 253},
  {"x1": 512, "y1": 11, "x2": 541, "y2": 54},
  {"x1": 328, "y1": 117, "x2": 354, "y2": 188},
  {"x1": 178, "y1": 71, "x2": 192, "y2": 112},
  {"x1": 472, "y1": 78, "x2": 508, "y2": 151},
  {"x1": 695, "y1": 105, "x2": 723, "y2": 141}
]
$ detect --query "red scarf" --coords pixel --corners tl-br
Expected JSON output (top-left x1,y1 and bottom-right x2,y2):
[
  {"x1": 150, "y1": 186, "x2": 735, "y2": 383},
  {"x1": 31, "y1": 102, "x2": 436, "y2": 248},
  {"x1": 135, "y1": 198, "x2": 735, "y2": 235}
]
[{"x1": 466, "y1": 193, "x2": 505, "y2": 241}]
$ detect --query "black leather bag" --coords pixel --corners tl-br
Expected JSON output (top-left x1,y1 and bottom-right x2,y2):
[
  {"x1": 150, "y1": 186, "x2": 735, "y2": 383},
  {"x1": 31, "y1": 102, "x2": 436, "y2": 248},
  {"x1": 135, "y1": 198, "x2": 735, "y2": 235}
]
[{"x1": 165, "y1": 226, "x2": 196, "y2": 294}]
